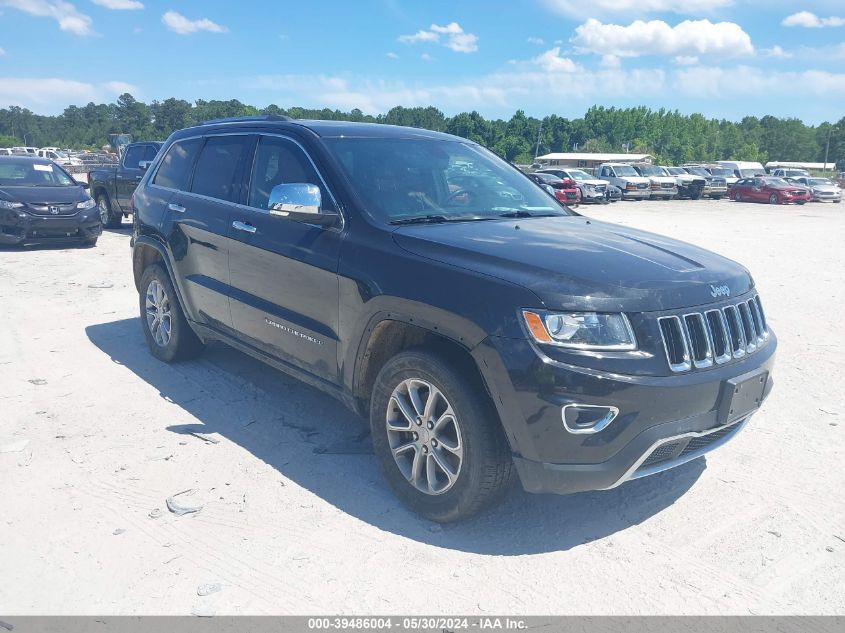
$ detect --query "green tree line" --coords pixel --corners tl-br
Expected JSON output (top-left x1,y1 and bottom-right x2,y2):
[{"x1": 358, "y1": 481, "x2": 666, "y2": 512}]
[{"x1": 1, "y1": 93, "x2": 843, "y2": 168}]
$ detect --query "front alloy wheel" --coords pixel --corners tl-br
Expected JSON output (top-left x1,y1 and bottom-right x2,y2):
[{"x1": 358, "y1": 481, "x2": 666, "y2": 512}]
[
  {"x1": 145, "y1": 279, "x2": 172, "y2": 347},
  {"x1": 769, "y1": 193, "x2": 779, "y2": 205},
  {"x1": 386, "y1": 379, "x2": 463, "y2": 495}
]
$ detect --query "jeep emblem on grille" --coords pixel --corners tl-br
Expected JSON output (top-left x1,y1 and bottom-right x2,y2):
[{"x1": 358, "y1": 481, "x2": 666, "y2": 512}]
[
  {"x1": 49, "y1": 206, "x2": 59, "y2": 215},
  {"x1": 710, "y1": 284, "x2": 731, "y2": 298}
]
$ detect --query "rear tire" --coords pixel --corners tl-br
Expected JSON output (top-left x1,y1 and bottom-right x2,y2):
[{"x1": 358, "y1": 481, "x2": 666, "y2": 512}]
[
  {"x1": 370, "y1": 349, "x2": 514, "y2": 522},
  {"x1": 138, "y1": 263, "x2": 204, "y2": 363},
  {"x1": 96, "y1": 192, "x2": 121, "y2": 229}
]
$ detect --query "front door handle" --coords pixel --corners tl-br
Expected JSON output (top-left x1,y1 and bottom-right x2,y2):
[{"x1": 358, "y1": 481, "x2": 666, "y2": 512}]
[
  {"x1": 232, "y1": 220, "x2": 257, "y2": 234},
  {"x1": 168, "y1": 203, "x2": 186, "y2": 213}
]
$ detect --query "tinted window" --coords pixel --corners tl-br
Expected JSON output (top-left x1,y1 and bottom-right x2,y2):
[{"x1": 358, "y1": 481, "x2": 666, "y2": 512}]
[
  {"x1": 123, "y1": 145, "x2": 145, "y2": 169},
  {"x1": 191, "y1": 136, "x2": 252, "y2": 203},
  {"x1": 247, "y1": 136, "x2": 335, "y2": 211},
  {"x1": 154, "y1": 138, "x2": 202, "y2": 191}
]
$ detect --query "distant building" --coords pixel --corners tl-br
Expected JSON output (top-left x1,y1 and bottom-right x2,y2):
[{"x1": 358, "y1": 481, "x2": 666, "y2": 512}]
[
  {"x1": 536, "y1": 153, "x2": 654, "y2": 169},
  {"x1": 765, "y1": 161, "x2": 836, "y2": 171}
]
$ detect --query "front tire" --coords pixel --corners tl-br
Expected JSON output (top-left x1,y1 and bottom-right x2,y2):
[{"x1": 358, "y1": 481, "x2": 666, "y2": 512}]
[
  {"x1": 96, "y1": 192, "x2": 122, "y2": 229},
  {"x1": 769, "y1": 193, "x2": 779, "y2": 205},
  {"x1": 138, "y1": 263, "x2": 204, "y2": 363},
  {"x1": 370, "y1": 349, "x2": 513, "y2": 522}
]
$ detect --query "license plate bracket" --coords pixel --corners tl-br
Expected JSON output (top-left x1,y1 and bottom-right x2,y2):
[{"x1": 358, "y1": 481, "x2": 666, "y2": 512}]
[{"x1": 718, "y1": 369, "x2": 769, "y2": 425}]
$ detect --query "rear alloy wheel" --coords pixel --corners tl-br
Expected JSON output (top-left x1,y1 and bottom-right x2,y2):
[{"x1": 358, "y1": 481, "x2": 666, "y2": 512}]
[
  {"x1": 139, "y1": 264, "x2": 204, "y2": 363},
  {"x1": 97, "y1": 193, "x2": 121, "y2": 229},
  {"x1": 370, "y1": 349, "x2": 513, "y2": 522},
  {"x1": 769, "y1": 193, "x2": 779, "y2": 205},
  {"x1": 734, "y1": 191, "x2": 742, "y2": 201}
]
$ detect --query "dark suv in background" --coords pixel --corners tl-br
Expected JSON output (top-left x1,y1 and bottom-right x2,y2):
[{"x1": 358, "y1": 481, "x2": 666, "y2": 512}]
[{"x1": 131, "y1": 116, "x2": 776, "y2": 522}]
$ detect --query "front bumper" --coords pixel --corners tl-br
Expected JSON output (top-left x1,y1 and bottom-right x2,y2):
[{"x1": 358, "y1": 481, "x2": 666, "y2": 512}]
[
  {"x1": 0, "y1": 208, "x2": 101, "y2": 245},
  {"x1": 472, "y1": 331, "x2": 776, "y2": 495},
  {"x1": 812, "y1": 191, "x2": 842, "y2": 202},
  {"x1": 622, "y1": 188, "x2": 651, "y2": 199},
  {"x1": 649, "y1": 187, "x2": 678, "y2": 198}
]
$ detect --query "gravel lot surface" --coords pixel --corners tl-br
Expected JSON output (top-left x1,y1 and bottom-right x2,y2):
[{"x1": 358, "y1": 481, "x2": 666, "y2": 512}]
[{"x1": 1, "y1": 198, "x2": 843, "y2": 615}]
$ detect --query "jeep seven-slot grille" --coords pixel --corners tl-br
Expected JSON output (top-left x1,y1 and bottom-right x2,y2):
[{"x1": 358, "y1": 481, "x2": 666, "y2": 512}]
[{"x1": 657, "y1": 295, "x2": 769, "y2": 372}]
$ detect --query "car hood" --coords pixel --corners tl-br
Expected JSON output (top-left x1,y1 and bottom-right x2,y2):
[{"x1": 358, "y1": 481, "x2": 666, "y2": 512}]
[
  {"x1": 812, "y1": 185, "x2": 839, "y2": 192},
  {"x1": 646, "y1": 176, "x2": 676, "y2": 184},
  {"x1": 577, "y1": 179, "x2": 607, "y2": 186},
  {"x1": 393, "y1": 216, "x2": 753, "y2": 312},
  {"x1": 0, "y1": 185, "x2": 87, "y2": 204},
  {"x1": 613, "y1": 176, "x2": 651, "y2": 184}
]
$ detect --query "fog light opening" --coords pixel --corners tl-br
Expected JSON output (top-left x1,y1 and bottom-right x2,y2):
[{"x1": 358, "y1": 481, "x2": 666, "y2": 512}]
[{"x1": 562, "y1": 404, "x2": 619, "y2": 434}]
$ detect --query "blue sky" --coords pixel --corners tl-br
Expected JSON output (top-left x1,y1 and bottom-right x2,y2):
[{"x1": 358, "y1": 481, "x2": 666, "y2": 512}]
[{"x1": 1, "y1": 0, "x2": 844, "y2": 123}]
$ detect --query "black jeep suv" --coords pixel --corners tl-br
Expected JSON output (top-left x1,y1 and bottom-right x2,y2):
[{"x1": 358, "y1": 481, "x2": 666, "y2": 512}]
[{"x1": 131, "y1": 116, "x2": 776, "y2": 522}]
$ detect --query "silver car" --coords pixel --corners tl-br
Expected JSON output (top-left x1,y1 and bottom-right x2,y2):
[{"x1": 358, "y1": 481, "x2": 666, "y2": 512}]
[{"x1": 789, "y1": 177, "x2": 842, "y2": 203}]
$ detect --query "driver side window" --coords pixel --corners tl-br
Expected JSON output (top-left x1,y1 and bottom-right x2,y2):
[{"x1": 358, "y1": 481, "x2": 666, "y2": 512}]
[{"x1": 247, "y1": 136, "x2": 335, "y2": 212}]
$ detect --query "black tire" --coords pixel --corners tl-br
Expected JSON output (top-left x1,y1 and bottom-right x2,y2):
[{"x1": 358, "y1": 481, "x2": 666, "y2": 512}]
[
  {"x1": 769, "y1": 193, "x2": 779, "y2": 205},
  {"x1": 82, "y1": 238, "x2": 98, "y2": 247},
  {"x1": 711, "y1": 196, "x2": 722, "y2": 200},
  {"x1": 734, "y1": 191, "x2": 742, "y2": 202},
  {"x1": 138, "y1": 263, "x2": 204, "y2": 363},
  {"x1": 834, "y1": 200, "x2": 841, "y2": 204},
  {"x1": 369, "y1": 349, "x2": 514, "y2": 522},
  {"x1": 96, "y1": 191, "x2": 122, "y2": 229}
]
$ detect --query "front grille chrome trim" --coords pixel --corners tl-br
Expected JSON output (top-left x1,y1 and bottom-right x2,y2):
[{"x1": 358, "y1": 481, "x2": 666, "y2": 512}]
[{"x1": 659, "y1": 295, "x2": 769, "y2": 372}]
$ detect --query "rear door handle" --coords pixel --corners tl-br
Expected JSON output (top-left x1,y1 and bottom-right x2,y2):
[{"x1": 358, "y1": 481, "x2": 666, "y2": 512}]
[
  {"x1": 232, "y1": 220, "x2": 257, "y2": 234},
  {"x1": 168, "y1": 203, "x2": 186, "y2": 213}
]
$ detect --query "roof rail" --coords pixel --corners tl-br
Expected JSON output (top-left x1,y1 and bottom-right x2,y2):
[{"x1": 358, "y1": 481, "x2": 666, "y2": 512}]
[{"x1": 199, "y1": 115, "x2": 291, "y2": 125}]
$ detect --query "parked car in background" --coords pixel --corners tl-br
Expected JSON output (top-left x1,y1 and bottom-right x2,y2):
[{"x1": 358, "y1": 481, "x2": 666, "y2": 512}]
[
  {"x1": 537, "y1": 167, "x2": 608, "y2": 204},
  {"x1": 529, "y1": 172, "x2": 580, "y2": 206},
  {"x1": 596, "y1": 163, "x2": 651, "y2": 200},
  {"x1": 0, "y1": 149, "x2": 11, "y2": 156},
  {"x1": 605, "y1": 183, "x2": 622, "y2": 203},
  {"x1": 131, "y1": 116, "x2": 776, "y2": 522},
  {"x1": 684, "y1": 165, "x2": 728, "y2": 199},
  {"x1": 0, "y1": 155, "x2": 100, "y2": 246},
  {"x1": 704, "y1": 165, "x2": 738, "y2": 189},
  {"x1": 11, "y1": 147, "x2": 34, "y2": 156},
  {"x1": 664, "y1": 167, "x2": 705, "y2": 199},
  {"x1": 771, "y1": 168, "x2": 809, "y2": 179},
  {"x1": 36, "y1": 148, "x2": 83, "y2": 167},
  {"x1": 836, "y1": 172, "x2": 845, "y2": 188},
  {"x1": 717, "y1": 161, "x2": 766, "y2": 180},
  {"x1": 88, "y1": 141, "x2": 161, "y2": 228},
  {"x1": 786, "y1": 176, "x2": 841, "y2": 203},
  {"x1": 631, "y1": 164, "x2": 678, "y2": 199},
  {"x1": 730, "y1": 176, "x2": 811, "y2": 205}
]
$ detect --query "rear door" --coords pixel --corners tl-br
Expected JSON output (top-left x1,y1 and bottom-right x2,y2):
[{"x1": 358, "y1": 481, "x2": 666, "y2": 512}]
[
  {"x1": 227, "y1": 134, "x2": 342, "y2": 383},
  {"x1": 117, "y1": 144, "x2": 159, "y2": 211},
  {"x1": 160, "y1": 134, "x2": 253, "y2": 333}
]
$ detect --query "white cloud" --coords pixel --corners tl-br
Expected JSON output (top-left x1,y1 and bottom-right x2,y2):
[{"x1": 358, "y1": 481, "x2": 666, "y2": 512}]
[
  {"x1": 601, "y1": 54, "x2": 621, "y2": 68},
  {"x1": 544, "y1": 0, "x2": 733, "y2": 18},
  {"x1": 0, "y1": 77, "x2": 137, "y2": 109},
  {"x1": 91, "y1": 0, "x2": 143, "y2": 9},
  {"x1": 0, "y1": 47, "x2": 6, "y2": 56},
  {"x1": 527, "y1": 36, "x2": 545, "y2": 45},
  {"x1": 386, "y1": 52, "x2": 398, "y2": 59},
  {"x1": 162, "y1": 10, "x2": 227, "y2": 35},
  {"x1": 764, "y1": 45, "x2": 792, "y2": 59},
  {"x1": 674, "y1": 55, "x2": 699, "y2": 65},
  {"x1": 532, "y1": 47, "x2": 581, "y2": 72},
  {"x1": 398, "y1": 22, "x2": 478, "y2": 53},
  {"x1": 674, "y1": 66, "x2": 845, "y2": 98},
  {"x1": 1, "y1": 0, "x2": 93, "y2": 35},
  {"x1": 573, "y1": 18, "x2": 754, "y2": 58},
  {"x1": 420, "y1": 53, "x2": 433, "y2": 61},
  {"x1": 782, "y1": 11, "x2": 845, "y2": 28}
]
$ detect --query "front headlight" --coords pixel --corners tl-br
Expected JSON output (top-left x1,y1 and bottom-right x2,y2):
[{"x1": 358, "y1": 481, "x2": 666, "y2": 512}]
[
  {"x1": 77, "y1": 198, "x2": 96, "y2": 210},
  {"x1": 522, "y1": 310, "x2": 637, "y2": 350},
  {"x1": 0, "y1": 200, "x2": 23, "y2": 210}
]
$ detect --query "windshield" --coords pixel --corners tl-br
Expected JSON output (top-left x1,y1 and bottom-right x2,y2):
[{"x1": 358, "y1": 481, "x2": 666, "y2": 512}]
[
  {"x1": 666, "y1": 167, "x2": 687, "y2": 175},
  {"x1": 686, "y1": 167, "x2": 710, "y2": 177},
  {"x1": 764, "y1": 178, "x2": 790, "y2": 187},
  {"x1": 612, "y1": 165, "x2": 639, "y2": 177},
  {"x1": 635, "y1": 165, "x2": 665, "y2": 176},
  {"x1": 0, "y1": 159, "x2": 76, "y2": 187},
  {"x1": 739, "y1": 169, "x2": 762, "y2": 178},
  {"x1": 808, "y1": 178, "x2": 831, "y2": 186},
  {"x1": 567, "y1": 169, "x2": 593, "y2": 180},
  {"x1": 708, "y1": 168, "x2": 732, "y2": 176},
  {"x1": 324, "y1": 138, "x2": 570, "y2": 223}
]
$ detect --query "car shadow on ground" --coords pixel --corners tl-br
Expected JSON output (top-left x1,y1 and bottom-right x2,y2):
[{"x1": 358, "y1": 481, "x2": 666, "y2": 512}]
[{"x1": 86, "y1": 318, "x2": 704, "y2": 555}]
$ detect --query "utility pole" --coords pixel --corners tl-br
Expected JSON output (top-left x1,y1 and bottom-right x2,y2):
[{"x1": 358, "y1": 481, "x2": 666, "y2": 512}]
[
  {"x1": 533, "y1": 120, "x2": 543, "y2": 163},
  {"x1": 824, "y1": 126, "x2": 836, "y2": 174}
]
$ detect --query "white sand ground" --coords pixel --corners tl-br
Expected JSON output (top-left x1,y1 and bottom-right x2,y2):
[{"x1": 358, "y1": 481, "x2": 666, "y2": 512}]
[{"x1": 0, "y1": 198, "x2": 842, "y2": 615}]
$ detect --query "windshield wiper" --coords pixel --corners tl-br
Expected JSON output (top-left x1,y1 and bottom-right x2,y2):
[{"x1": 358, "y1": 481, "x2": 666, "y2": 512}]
[
  {"x1": 498, "y1": 210, "x2": 563, "y2": 218},
  {"x1": 389, "y1": 214, "x2": 497, "y2": 225}
]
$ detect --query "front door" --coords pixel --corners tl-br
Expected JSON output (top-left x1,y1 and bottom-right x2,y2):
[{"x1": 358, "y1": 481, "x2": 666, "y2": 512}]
[
  {"x1": 227, "y1": 134, "x2": 342, "y2": 384},
  {"x1": 117, "y1": 144, "x2": 159, "y2": 211}
]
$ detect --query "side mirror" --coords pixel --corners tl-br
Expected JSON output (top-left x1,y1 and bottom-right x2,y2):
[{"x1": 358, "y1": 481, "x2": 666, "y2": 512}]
[
  {"x1": 268, "y1": 183, "x2": 338, "y2": 227},
  {"x1": 138, "y1": 160, "x2": 153, "y2": 172}
]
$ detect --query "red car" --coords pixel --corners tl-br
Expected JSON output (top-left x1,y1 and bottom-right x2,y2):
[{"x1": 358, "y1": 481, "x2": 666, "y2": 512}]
[
  {"x1": 529, "y1": 172, "x2": 581, "y2": 206},
  {"x1": 730, "y1": 176, "x2": 812, "y2": 205}
]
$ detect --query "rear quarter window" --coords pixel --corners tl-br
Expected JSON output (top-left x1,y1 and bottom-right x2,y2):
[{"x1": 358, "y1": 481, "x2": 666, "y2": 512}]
[{"x1": 153, "y1": 138, "x2": 202, "y2": 191}]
